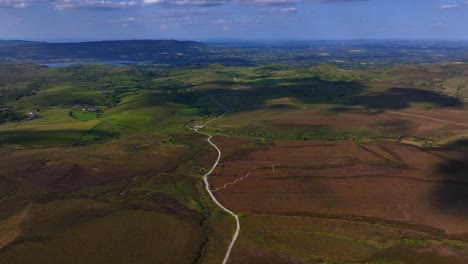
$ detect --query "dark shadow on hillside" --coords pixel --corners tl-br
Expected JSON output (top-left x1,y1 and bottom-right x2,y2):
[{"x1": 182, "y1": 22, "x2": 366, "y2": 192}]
[
  {"x1": 203, "y1": 78, "x2": 366, "y2": 112},
  {"x1": 328, "y1": 106, "x2": 354, "y2": 113},
  {"x1": 0, "y1": 128, "x2": 116, "y2": 147},
  {"x1": 445, "y1": 139, "x2": 468, "y2": 153},
  {"x1": 354, "y1": 88, "x2": 463, "y2": 109},
  {"x1": 376, "y1": 120, "x2": 414, "y2": 135},
  {"x1": 327, "y1": 107, "x2": 386, "y2": 116},
  {"x1": 192, "y1": 78, "x2": 463, "y2": 112},
  {"x1": 431, "y1": 141, "x2": 468, "y2": 217},
  {"x1": 267, "y1": 104, "x2": 301, "y2": 110}
]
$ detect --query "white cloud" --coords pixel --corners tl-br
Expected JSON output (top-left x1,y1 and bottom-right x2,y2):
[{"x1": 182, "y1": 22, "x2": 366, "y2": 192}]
[
  {"x1": 13, "y1": 2, "x2": 29, "y2": 7},
  {"x1": 0, "y1": 0, "x2": 30, "y2": 8},
  {"x1": 432, "y1": 21, "x2": 449, "y2": 28},
  {"x1": 279, "y1": 6, "x2": 296, "y2": 11},
  {"x1": 142, "y1": 0, "x2": 163, "y2": 3},
  {"x1": 440, "y1": 4, "x2": 459, "y2": 9},
  {"x1": 143, "y1": 0, "x2": 224, "y2": 6},
  {"x1": 258, "y1": 6, "x2": 297, "y2": 12},
  {"x1": 214, "y1": 18, "x2": 226, "y2": 24},
  {"x1": 238, "y1": 18, "x2": 261, "y2": 23},
  {"x1": 54, "y1": 0, "x2": 139, "y2": 10},
  {"x1": 109, "y1": 16, "x2": 136, "y2": 22}
]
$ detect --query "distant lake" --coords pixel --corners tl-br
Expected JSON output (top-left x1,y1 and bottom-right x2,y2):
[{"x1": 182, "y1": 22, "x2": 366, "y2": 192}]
[{"x1": 40, "y1": 60, "x2": 151, "y2": 67}]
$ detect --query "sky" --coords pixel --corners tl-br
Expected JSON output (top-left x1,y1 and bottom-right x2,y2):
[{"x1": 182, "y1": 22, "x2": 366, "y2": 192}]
[{"x1": 1, "y1": 0, "x2": 468, "y2": 41}]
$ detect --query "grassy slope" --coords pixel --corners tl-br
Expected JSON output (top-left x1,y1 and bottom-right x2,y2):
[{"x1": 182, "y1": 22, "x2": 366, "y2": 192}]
[{"x1": 0, "y1": 64, "x2": 232, "y2": 264}]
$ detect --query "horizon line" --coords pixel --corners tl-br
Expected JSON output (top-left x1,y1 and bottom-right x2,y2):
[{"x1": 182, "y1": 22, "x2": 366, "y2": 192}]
[{"x1": 2, "y1": 38, "x2": 468, "y2": 44}]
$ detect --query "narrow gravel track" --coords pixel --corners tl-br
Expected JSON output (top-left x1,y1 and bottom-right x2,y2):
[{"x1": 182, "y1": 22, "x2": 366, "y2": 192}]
[
  {"x1": 211, "y1": 172, "x2": 250, "y2": 192},
  {"x1": 387, "y1": 110, "x2": 468, "y2": 127},
  {"x1": 194, "y1": 106, "x2": 239, "y2": 264}
]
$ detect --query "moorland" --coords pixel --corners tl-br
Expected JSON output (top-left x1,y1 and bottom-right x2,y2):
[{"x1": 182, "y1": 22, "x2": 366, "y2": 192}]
[{"x1": 1, "y1": 40, "x2": 468, "y2": 263}]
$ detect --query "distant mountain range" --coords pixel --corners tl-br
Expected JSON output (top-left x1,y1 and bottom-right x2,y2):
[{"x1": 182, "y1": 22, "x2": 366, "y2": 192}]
[
  {"x1": 0, "y1": 40, "x2": 233, "y2": 65},
  {"x1": 0, "y1": 40, "x2": 41, "y2": 47},
  {"x1": 2, "y1": 39, "x2": 468, "y2": 67}
]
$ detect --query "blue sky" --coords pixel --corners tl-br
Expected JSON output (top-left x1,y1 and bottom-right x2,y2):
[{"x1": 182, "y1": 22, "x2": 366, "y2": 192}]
[{"x1": 1, "y1": 0, "x2": 468, "y2": 41}]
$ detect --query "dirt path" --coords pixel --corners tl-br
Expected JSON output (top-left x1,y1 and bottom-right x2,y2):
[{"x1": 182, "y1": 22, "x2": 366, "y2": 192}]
[
  {"x1": 387, "y1": 110, "x2": 468, "y2": 128},
  {"x1": 194, "y1": 102, "x2": 239, "y2": 264},
  {"x1": 211, "y1": 172, "x2": 250, "y2": 192}
]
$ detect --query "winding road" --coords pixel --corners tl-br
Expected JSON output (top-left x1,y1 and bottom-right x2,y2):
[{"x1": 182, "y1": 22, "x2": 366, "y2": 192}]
[{"x1": 194, "y1": 103, "x2": 239, "y2": 264}]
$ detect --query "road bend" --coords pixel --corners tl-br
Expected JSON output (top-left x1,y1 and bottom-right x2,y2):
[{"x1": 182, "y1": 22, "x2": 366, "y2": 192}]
[{"x1": 194, "y1": 106, "x2": 239, "y2": 264}]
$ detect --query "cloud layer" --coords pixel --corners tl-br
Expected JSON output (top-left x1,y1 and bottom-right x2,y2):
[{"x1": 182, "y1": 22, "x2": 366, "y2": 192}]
[
  {"x1": 0, "y1": 0, "x2": 139, "y2": 9},
  {"x1": 0, "y1": 0, "x2": 370, "y2": 10}
]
